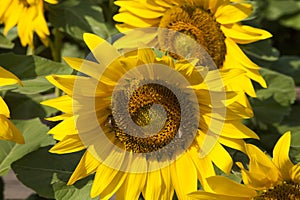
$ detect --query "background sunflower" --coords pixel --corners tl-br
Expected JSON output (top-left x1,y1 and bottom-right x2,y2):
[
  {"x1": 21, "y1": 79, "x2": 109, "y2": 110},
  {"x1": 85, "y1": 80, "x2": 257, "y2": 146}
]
[{"x1": 189, "y1": 131, "x2": 300, "y2": 200}]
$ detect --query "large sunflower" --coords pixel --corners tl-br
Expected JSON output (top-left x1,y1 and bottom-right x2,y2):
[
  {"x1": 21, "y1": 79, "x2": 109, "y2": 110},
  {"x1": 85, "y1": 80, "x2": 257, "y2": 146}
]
[
  {"x1": 0, "y1": 0, "x2": 58, "y2": 48},
  {"x1": 189, "y1": 131, "x2": 300, "y2": 200},
  {"x1": 113, "y1": 0, "x2": 272, "y2": 97},
  {"x1": 0, "y1": 66, "x2": 24, "y2": 143},
  {"x1": 42, "y1": 33, "x2": 258, "y2": 199}
]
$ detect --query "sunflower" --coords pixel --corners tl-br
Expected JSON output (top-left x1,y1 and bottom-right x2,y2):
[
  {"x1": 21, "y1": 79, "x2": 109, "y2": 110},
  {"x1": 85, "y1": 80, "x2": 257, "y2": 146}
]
[
  {"x1": 0, "y1": 66, "x2": 24, "y2": 144},
  {"x1": 113, "y1": 0, "x2": 272, "y2": 97},
  {"x1": 0, "y1": 0, "x2": 58, "y2": 48},
  {"x1": 42, "y1": 33, "x2": 259, "y2": 199},
  {"x1": 189, "y1": 131, "x2": 300, "y2": 200}
]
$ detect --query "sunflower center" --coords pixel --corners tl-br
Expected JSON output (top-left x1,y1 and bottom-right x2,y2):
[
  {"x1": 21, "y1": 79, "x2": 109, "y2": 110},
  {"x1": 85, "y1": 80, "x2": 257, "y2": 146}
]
[
  {"x1": 158, "y1": 5, "x2": 226, "y2": 68},
  {"x1": 255, "y1": 181, "x2": 300, "y2": 200},
  {"x1": 109, "y1": 83, "x2": 182, "y2": 153}
]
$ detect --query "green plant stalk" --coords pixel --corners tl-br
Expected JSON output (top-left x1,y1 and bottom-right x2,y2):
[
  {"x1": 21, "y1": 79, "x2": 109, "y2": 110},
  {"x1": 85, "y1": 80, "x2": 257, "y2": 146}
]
[{"x1": 49, "y1": 28, "x2": 63, "y2": 97}]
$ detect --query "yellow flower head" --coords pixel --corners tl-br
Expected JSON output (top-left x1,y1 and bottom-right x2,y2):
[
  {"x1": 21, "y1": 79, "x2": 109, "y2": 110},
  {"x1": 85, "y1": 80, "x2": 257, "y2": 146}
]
[
  {"x1": 42, "y1": 33, "x2": 259, "y2": 199},
  {"x1": 0, "y1": 66, "x2": 24, "y2": 144},
  {"x1": 189, "y1": 131, "x2": 300, "y2": 200},
  {"x1": 113, "y1": 0, "x2": 272, "y2": 97},
  {"x1": 0, "y1": 0, "x2": 58, "y2": 48}
]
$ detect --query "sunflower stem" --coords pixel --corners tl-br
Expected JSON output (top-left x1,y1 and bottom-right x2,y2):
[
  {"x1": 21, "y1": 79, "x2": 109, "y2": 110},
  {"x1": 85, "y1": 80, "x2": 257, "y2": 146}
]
[
  {"x1": 26, "y1": 46, "x2": 34, "y2": 55},
  {"x1": 50, "y1": 29, "x2": 64, "y2": 97},
  {"x1": 52, "y1": 28, "x2": 63, "y2": 62}
]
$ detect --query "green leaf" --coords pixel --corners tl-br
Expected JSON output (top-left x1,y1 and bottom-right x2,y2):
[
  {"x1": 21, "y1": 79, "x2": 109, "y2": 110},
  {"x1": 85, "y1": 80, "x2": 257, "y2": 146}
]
[
  {"x1": 250, "y1": 68, "x2": 295, "y2": 125},
  {"x1": 0, "y1": 53, "x2": 72, "y2": 94},
  {"x1": 280, "y1": 11, "x2": 300, "y2": 30},
  {"x1": 264, "y1": 0, "x2": 300, "y2": 21},
  {"x1": 240, "y1": 39, "x2": 280, "y2": 62},
  {"x1": 256, "y1": 68, "x2": 296, "y2": 107},
  {"x1": 48, "y1": 0, "x2": 109, "y2": 41},
  {"x1": 275, "y1": 103, "x2": 300, "y2": 147},
  {"x1": 12, "y1": 146, "x2": 85, "y2": 199},
  {"x1": 270, "y1": 56, "x2": 300, "y2": 85},
  {"x1": 52, "y1": 175, "x2": 97, "y2": 200},
  {"x1": 0, "y1": 33, "x2": 14, "y2": 49},
  {"x1": 14, "y1": 77, "x2": 54, "y2": 95},
  {"x1": 61, "y1": 42, "x2": 85, "y2": 59},
  {"x1": 3, "y1": 92, "x2": 57, "y2": 120},
  {"x1": 0, "y1": 119, "x2": 55, "y2": 176}
]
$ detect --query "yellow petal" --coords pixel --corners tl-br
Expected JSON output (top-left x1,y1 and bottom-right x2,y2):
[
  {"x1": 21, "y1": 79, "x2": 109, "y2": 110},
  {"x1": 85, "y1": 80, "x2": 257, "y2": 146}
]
[
  {"x1": 18, "y1": 6, "x2": 36, "y2": 47},
  {"x1": 242, "y1": 144, "x2": 281, "y2": 188},
  {"x1": 44, "y1": 0, "x2": 58, "y2": 4},
  {"x1": 0, "y1": 97, "x2": 10, "y2": 118},
  {"x1": 220, "y1": 121, "x2": 259, "y2": 139},
  {"x1": 222, "y1": 24, "x2": 272, "y2": 44},
  {"x1": 116, "y1": 173, "x2": 147, "y2": 200},
  {"x1": 237, "y1": 162, "x2": 276, "y2": 190},
  {"x1": 208, "y1": 141, "x2": 233, "y2": 174},
  {"x1": 160, "y1": 166, "x2": 175, "y2": 199},
  {"x1": 113, "y1": 28, "x2": 157, "y2": 49},
  {"x1": 63, "y1": 57, "x2": 105, "y2": 79},
  {"x1": 218, "y1": 136, "x2": 246, "y2": 153},
  {"x1": 83, "y1": 33, "x2": 121, "y2": 66},
  {"x1": 113, "y1": 12, "x2": 160, "y2": 27},
  {"x1": 41, "y1": 95, "x2": 72, "y2": 114},
  {"x1": 49, "y1": 134, "x2": 85, "y2": 154},
  {"x1": 33, "y1": 3, "x2": 50, "y2": 46},
  {"x1": 192, "y1": 68, "x2": 245, "y2": 90},
  {"x1": 171, "y1": 154, "x2": 197, "y2": 200},
  {"x1": 46, "y1": 75, "x2": 102, "y2": 97},
  {"x1": 224, "y1": 38, "x2": 259, "y2": 69},
  {"x1": 0, "y1": 115, "x2": 24, "y2": 144},
  {"x1": 0, "y1": 66, "x2": 22, "y2": 86},
  {"x1": 115, "y1": 24, "x2": 138, "y2": 32},
  {"x1": 189, "y1": 191, "x2": 251, "y2": 200},
  {"x1": 225, "y1": 74, "x2": 257, "y2": 97},
  {"x1": 215, "y1": 3, "x2": 252, "y2": 24},
  {"x1": 206, "y1": 176, "x2": 257, "y2": 197},
  {"x1": 208, "y1": 0, "x2": 229, "y2": 13},
  {"x1": 290, "y1": 163, "x2": 300, "y2": 182},
  {"x1": 46, "y1": 75, "x2": 76, "y2": 95},
  {"x1": 45, "y1": 113, "x2": 72, "y2": 121},
  {"x1": 114, "y1": 1, "x2": 163, "y2": 19},
  {"x1": 2, "y1": 0, "x2": 22, "y2": 35},
  {"x1": 153, "y1": 0, "x2": 175, "y2": 8},
  {"x1": 143, "y1": 170, "x2": 163, "y2": 199},
  {"x1": 138, "y1": 47, "x2": 156, "y2": 64},
  {"x1": 272, "y1": 131, "x2": 294, "y2": 180},
  {"x1": 48, "y1": 116, "x2": 77, "y2": 140},
  {"x1": 68, "y1": 150, "x2": 100, "y2": 185},
  {"x1": 189, "y1": 149, "x2": 216, "y2": 192},
  {"x1": 91, "y1": 165, "x2": 126, "y2": 199}
]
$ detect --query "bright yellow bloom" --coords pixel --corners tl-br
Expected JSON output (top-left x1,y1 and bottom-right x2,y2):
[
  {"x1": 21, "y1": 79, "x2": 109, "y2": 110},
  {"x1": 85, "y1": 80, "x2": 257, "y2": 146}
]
[
  {"x1": 0, "y1": 0, "x2": 58, "y2": 48},
  {"x1": 42, "y1": 33, "x2": 258, "y2": 199},
  {"x1": 0, "y1": 66, "x2": 24, "y2": 143},
  {"x1": 113, "y1": 0, "x2": 272, "y2": 97},
  {"x1": 189, "y1": 131, "x2": 300, "y2": 200}
]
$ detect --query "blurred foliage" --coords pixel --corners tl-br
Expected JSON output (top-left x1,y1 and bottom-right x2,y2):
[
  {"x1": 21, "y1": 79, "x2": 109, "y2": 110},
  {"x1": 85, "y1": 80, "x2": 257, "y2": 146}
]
[
  {"x1": 0, "y1": 119, "x2": 55, "y2": 176},
  {"x1": 11, "y1": 146, "x2": 92, "y2": 199}
]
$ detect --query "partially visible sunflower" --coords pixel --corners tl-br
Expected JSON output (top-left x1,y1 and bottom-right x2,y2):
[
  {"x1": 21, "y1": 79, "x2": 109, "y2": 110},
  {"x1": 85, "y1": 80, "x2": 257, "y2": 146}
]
[
  {"x1": 189, "y1": 131, "x2": 300, "y2": 200},
  {"x1": 0, "y1": 66, "x2": 24, "y2": 144},
  {"x1": 0, "y1": 0, "x2": 58, "y2": 48},
  {"x1": 42, "y1": 33, "x2": 259, "y2": 199},
  {"x1": 113, "y1": 0, "x2": 272, "y2": 97}
]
